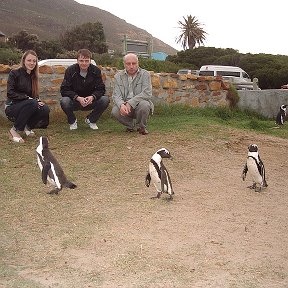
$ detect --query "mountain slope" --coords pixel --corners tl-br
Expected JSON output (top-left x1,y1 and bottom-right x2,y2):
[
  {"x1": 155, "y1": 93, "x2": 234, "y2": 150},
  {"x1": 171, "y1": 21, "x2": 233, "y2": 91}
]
[{"x1": 0, "y1": 0, "x2": 177, "y2": 55}]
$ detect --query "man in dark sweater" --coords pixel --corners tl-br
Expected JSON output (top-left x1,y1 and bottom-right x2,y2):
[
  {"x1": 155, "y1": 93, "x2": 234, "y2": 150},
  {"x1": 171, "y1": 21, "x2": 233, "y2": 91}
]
[{"x1": 60, "y1": 49, "x2": 109, "y2": 130}]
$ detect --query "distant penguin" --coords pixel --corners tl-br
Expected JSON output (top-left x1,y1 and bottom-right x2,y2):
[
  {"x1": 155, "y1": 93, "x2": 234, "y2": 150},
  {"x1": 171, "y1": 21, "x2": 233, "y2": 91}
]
[
  {"x1": 145, "y1": 148, "x2": 174, "y2": 199},
  {"x1": 36, "y1": 136, "x2": 77, "y2": 194},
  {"x1": 242, "y1": 144, "x2": 268, "y2": 192},
  {"x1": 275, "y1": 104, "x2": 287, "y2": 125}
]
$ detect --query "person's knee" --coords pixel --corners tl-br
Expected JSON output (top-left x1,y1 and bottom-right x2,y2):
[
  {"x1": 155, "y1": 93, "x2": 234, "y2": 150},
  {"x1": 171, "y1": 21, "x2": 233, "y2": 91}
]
[
  {"x1": 60, "y1": 97, "x2": 72, "y2": 109},
  {"x1": 138, "y1": 101, "x2": 151, "y2": 113},
  {"x1": 42, "y1": 105, "x2": 50, "y2": 115},
  {"x1": 100, "y1": 96, "x2": 110, "y2": 108},
  {"x1": 111, "y1": 106, "x2": 120, "y2": 118},
  {"x1": 30, "y1": 99, "x2": 39, "y2": 110}
]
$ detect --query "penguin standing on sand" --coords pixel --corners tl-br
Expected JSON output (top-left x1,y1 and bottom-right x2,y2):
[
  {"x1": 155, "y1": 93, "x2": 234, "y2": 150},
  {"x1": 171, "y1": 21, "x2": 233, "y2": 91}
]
[
  {"x1": 275, "y1": 104, "x2": 287, "y2": 125},
  {"x1": 36, "y1": 136, "x2": 77, "y2": 194},
  {"x1": 242, "y1": 144, "x2": 268, "y2": 192},
  {"x1": 145, "y1": 148, "x2": 174, "y2": 199}
]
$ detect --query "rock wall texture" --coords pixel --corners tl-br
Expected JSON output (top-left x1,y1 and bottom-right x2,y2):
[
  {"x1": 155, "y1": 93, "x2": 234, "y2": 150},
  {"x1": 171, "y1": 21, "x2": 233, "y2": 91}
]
[{"x1": 0, "y1": 64, "x2": 230, "y2": 117}]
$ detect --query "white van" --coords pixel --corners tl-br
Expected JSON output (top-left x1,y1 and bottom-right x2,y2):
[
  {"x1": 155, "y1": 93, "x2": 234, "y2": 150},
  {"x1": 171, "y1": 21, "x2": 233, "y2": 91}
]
[
  {"x1": 38, "y1": 58, "x2": 96, "y2": 67},
  {"x1": 199, "y1": 65, "x2": 251, "y2": 81},
  {"x1": 199, "y1": 65, "x2": 253, "y2": 90}
]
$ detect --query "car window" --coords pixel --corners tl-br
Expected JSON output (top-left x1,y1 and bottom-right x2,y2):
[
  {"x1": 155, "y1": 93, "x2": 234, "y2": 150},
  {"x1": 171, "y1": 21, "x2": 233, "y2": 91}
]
[{"x1": 199, "y1": 71, "x2": 214, "y2": 76}]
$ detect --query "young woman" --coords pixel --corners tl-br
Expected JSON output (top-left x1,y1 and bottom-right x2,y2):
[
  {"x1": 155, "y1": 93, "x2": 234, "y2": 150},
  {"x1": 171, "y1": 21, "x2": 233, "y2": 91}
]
[{"x1": 5, "y1": 50, "x2": 50, "y2": 143}]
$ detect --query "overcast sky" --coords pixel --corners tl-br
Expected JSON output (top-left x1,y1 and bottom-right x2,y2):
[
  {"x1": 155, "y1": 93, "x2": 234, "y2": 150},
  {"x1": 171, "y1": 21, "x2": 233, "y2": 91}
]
[{"x1": 75, "y1": 0, "x2": 287, "y2": 56}]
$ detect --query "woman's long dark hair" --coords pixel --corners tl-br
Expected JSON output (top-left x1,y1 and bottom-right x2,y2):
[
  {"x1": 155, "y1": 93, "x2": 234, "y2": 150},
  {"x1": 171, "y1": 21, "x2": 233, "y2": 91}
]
[{"x1": 20, "y1": 50, "x2": 39, "y2": 98}]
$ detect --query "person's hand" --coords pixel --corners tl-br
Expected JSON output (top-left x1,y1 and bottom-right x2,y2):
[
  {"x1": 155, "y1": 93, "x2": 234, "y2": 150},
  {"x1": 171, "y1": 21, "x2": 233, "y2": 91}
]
[
  {"x1": 120, "y1": 103, "x2": 131, "y2": 116},
  {"x1": 84, "y1": 96, "x2": 94, "y2": 106},
  {"x1": 125, "y1": 102, "x2": 132, "y2": 113},
  {"x1": 76, "y1": 96, "x2": 88, "y2": 107},
  {"x1": 38, "y1": 101, "x2": 45, "y2": 107}
]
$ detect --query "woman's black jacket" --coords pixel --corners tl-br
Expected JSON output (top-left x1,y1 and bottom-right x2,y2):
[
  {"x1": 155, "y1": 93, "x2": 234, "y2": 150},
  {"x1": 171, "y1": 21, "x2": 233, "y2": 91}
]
[{"x1": 6, "y1": 67, "x2": 34, "y2": 104}]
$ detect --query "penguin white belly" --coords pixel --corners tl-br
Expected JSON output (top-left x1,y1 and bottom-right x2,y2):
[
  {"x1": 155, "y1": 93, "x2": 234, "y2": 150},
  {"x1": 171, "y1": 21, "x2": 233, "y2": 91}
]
[
  {"x1": 247, "y1": 158, "x2": 262, "y2": 185},
  {"x1": 149, "y1": 163, "x2": 161, "y2": 192},
  {"x1": 37, "y1": 155, "x2": 43, "y2": 171}
]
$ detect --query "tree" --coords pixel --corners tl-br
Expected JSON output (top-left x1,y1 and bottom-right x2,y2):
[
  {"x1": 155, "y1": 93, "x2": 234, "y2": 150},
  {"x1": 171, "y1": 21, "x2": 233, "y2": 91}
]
[
  {"x1": 60, "y1": 22, "x2": 108, "y2": 54},
  {"x1": 8, "y1": 30, "x2": 39, "y2": 51},
  {"x1": 176, "y1": 15, "x2": 207, "y2": 50},
  {"x1": 37, "y1": 40, "x2": 63, "y2": 60}
]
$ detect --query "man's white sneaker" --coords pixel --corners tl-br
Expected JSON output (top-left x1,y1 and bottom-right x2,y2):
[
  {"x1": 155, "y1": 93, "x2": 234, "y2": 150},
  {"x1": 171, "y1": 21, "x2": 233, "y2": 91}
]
[
  {"x1": 85, "y1": 118, "x2": 98, "y2": 130},
  {"x1": 69, "y1": 120, "x2": 78, "y2": 130}
]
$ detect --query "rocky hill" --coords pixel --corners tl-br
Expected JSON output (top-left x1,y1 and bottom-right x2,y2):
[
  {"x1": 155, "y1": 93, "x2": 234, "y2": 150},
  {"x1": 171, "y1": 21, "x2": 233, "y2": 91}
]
[{"x1": 0, "y1": 0, "x2": 177, "y2": 55}]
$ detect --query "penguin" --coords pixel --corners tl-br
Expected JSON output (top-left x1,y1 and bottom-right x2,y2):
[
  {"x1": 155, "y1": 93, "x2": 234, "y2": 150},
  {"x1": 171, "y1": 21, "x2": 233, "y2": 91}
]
[
  {"x1": 145, "y1": 148, "x2": 174, "y2": 199},
  {"x1": 36, "y1": 136, "x2": 77, "y2": 194},
  {"x1": 275, "y1": 104, "x2": 287, "y2": 125},
  {"x1": 242, "y1": 144, "x2": 268, "y2": 192}
]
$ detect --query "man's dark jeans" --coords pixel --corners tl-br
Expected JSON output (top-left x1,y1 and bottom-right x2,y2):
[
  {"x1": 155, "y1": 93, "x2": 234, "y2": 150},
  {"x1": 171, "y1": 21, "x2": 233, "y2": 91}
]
[{"x1": 60, "y1": 96, "x2": 110, "y2": 124}]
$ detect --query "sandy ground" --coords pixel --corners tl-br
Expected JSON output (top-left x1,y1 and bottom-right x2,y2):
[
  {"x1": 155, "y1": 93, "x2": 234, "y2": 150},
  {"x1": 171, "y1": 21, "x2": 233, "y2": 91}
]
[{"x1": 1, "y1": 127, "x2": 288, "y2": 288}]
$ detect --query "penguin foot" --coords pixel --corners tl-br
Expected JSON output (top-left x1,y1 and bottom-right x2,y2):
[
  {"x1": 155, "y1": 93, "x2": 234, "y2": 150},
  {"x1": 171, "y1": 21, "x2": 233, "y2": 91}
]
[
  {"x1": 48, "y1": 188, "x2": 61, "y2": 195},
  {"x1": 150, "y1": 192, "x2": 162, "y2": 199},
  {"x1": 65, "y1": 181, "x2": 77, "y2": 189},
  {"x1": 247, "y1": 183, "x2": 256, "y2": 189}
]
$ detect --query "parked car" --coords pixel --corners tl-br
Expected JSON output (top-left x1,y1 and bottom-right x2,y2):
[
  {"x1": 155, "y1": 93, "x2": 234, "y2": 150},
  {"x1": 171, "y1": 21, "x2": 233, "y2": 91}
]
[
  {"x1": 177, "y1": 69, "x2": 199, "y2": 75},
  {"x1": 281, "y1": 84, "x2": 288, "y2": 89},
  {"x1": 38, "y1": 58, "x2": 96, "y2": 67}
]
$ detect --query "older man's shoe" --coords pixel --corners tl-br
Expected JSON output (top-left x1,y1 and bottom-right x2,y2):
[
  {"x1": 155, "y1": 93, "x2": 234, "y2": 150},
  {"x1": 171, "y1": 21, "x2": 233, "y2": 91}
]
[
  {"x1": 137, "y1": 127, "x2": 149, "y2": 135},
  {"x1": 125, "y1": 127, "x2": 135, "y2": 132}
]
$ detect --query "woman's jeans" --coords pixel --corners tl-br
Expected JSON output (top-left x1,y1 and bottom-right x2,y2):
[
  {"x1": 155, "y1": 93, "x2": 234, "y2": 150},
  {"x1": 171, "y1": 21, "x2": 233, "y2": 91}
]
[{"x1": 5, "y1": 99, "x2": 50, "y2": 131}]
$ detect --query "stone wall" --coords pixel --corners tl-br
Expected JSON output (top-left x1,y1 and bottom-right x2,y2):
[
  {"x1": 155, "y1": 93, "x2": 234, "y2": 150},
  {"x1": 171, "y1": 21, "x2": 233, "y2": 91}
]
[{"x1": 0, "y1": 64, "x2": 230, "y2": 118}]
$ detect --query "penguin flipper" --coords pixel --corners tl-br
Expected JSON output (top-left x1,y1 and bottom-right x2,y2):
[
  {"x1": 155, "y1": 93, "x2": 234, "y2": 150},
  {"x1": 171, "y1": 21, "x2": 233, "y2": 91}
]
[
  {"x1": 145, "y1": 172, "x2": 151, "y2": 187},
  {"x1": 242, "y1": 163, "x2": 248, "y2": 181},
  {"x1": 42, "y1": 162, "x2": 51, "y2": 184}
]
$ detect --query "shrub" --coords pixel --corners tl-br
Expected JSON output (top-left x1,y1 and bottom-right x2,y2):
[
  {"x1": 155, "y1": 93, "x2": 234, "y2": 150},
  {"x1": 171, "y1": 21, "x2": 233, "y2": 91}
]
[
  {"x1": 226, "y1": 85, "x2": 239, "y2": 108},
  {"x1": 0, "y1": 48, "x2": 22, "y2": 65}
]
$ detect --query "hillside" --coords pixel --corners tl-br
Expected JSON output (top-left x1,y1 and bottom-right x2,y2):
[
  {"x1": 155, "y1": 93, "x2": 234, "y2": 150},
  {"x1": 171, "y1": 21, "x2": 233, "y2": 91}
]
[{"x1": 0, "y1": 0, "x2": 177, "y2": 55}]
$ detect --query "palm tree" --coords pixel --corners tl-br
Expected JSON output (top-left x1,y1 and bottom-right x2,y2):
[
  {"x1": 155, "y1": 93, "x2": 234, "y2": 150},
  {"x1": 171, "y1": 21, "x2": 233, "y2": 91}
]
[{"x1": 176, "y1": 15, "x2": 207, "y2": 50}]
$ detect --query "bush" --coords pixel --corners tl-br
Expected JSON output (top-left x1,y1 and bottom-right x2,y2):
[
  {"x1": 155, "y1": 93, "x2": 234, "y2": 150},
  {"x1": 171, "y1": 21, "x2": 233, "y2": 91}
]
[
  {"x1": 0, "y1": 48, "x2": 22, "y2": 65},
  {"x1": 226, "y1": 85, "x2": 239, "y2": 108}
]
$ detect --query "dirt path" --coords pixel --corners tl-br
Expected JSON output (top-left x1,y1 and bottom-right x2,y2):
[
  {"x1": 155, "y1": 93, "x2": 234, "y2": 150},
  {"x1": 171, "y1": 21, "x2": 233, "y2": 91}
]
[{"x1": 1, "y1": 128, "x2": 288, "y2": 287}]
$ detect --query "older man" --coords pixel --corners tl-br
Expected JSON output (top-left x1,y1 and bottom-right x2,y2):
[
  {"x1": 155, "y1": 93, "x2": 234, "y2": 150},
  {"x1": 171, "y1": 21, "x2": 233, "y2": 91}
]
[{"x1": 111, "y1": 53, "x2": 154, "y2": 135}]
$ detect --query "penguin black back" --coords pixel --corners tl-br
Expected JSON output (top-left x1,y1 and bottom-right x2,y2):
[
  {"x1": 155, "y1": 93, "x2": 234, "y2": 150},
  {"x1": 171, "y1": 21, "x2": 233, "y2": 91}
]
[
  {"x1": 36, "y1": 136, "x2": 76, "y2": 194},
  {"x1": 242, "y1": 144, "x2": 267, "y2": 192},
  {"x1": 145, "y1": 148, "x2": 174, "y2": 199},
  {"x1": 275, "y1": 104, "x2": 287, "y2": 125}
]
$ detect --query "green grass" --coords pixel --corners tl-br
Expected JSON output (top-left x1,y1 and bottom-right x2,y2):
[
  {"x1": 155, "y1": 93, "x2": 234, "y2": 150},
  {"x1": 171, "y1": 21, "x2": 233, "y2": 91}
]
[
  {"x1": 150, "y1": 104, "x2": 288, "y2": 138},
  {"x1": 0, "y1": 103, "x2": 287, "y2": 287},
  {"x1": 1, "y1": 103, "x2": 287, "y2": 139}
]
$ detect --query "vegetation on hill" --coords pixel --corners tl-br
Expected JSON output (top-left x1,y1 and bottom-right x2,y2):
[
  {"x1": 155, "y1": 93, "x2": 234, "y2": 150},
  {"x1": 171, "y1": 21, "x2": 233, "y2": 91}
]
[
  {"x1": 0, "y1": 0, "x2": 176, "y2": 55},
  {"x1": 167, "y1": 47, "x2": 288, "y2": 89}
]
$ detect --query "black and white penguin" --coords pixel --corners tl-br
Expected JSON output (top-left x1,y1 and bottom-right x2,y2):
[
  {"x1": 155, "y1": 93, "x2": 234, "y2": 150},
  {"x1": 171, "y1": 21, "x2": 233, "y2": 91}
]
[
  {"x1": 242, "y1": 144, "x2": 268, "y2": 192},
  {"x1": 275, "y1": 104, "x2": 287, "y2": 125},
  {"x1": 145, "y1": 148, "x2": 174, "y2": 199},
  {"x1": 36, "y1": 136, "x2": 77, "y2": 194}
]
